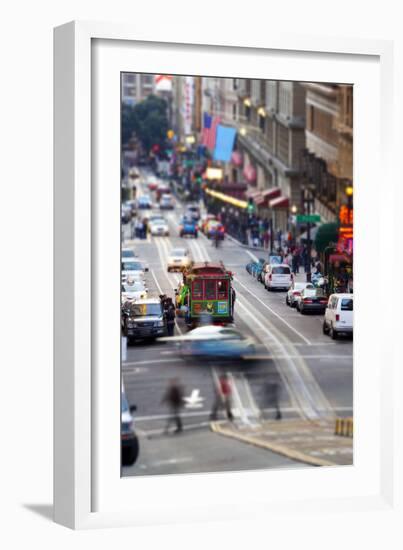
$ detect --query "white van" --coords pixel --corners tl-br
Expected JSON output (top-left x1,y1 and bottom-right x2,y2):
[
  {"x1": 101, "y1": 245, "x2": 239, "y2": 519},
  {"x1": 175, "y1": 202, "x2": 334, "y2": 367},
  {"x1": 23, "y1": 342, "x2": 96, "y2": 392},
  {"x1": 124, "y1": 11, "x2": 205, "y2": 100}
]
[
  {"x1": 264, "y1": 264, "x2": 293, "y2": 291},
  {"x1": 323, "y1": 293, "x2": 353, "y2": 339}
]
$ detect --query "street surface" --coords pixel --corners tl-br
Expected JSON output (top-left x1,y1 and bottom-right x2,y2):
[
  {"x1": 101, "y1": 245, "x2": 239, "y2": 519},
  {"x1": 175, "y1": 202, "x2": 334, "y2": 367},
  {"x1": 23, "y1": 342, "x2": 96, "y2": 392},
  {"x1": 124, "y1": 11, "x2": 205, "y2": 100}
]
[{"x1": 122, "y1": 168, "x2": 353, "y2": 476}]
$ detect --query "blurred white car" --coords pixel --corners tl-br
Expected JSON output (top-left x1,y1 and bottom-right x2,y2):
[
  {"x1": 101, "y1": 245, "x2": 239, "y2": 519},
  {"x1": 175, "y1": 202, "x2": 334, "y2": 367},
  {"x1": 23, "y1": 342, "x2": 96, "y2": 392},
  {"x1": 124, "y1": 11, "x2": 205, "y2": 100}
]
[
  {"x1": 264, "y1": 264, "x2": 293, "y2": 291},
  {"x1": 167, "y1": 247, "x2": 191, "y2": 272},
  {"x1": 121, "y1": 279, "x2": 148, "y2": 303},
  {"x1": 323, "y1": 293, "x2": 353, "y2": 339},
  {"x1": 121, "y1": 259, "x2": 145, "y2": 282},
  {"x1": 121, "y1": 247, "x2": 137, "y2": 260},
  {"x1": 160, "y1": 194, "x2": 175, "y2": 210},
  {"x1": 149, "y1": 216, "x2": 170, "y2": 236},
  {"x1": 172, "y1": 325, "x2": 256, "y2": 359},
  {"x1": 286, "y1": 281, "x2": 314, "y2": 307}
]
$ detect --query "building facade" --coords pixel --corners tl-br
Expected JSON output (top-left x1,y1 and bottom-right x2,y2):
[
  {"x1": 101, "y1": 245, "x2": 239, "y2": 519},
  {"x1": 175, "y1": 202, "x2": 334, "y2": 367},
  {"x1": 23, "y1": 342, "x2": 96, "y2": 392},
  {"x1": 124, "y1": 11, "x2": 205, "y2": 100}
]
[
  {"x1": 302, "y1": 83, "x2": 353, "y2": 222},
  {"x1": 121, "y1": 73, "x2": 155, "y2": 105}
]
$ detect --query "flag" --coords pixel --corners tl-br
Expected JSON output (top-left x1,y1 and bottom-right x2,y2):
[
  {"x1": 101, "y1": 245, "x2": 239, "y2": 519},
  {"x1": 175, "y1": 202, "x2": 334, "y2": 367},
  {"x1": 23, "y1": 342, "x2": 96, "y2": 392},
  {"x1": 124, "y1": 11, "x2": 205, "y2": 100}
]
[
  {"x1": 202, "y1": 112, "x2": 220, "y2": 150},
  {"x1": 213, "y1": 125, "x2": 237, "y2": 162}
]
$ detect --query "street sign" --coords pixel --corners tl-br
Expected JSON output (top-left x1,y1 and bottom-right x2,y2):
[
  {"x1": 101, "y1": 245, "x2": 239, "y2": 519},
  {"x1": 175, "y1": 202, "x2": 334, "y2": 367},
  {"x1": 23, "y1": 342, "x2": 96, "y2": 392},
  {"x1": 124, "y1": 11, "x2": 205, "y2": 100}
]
[{"x1": 296, "y1": 214, "x2": 321, "y2": 223}]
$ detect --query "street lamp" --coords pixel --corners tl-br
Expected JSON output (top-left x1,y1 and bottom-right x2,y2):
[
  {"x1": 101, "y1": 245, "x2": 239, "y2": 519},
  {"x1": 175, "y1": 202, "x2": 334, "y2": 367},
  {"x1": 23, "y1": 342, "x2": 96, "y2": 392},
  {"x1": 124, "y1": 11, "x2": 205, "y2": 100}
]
[{"x1": 291, "y1": 204, "x2": 298, "y2": 215}]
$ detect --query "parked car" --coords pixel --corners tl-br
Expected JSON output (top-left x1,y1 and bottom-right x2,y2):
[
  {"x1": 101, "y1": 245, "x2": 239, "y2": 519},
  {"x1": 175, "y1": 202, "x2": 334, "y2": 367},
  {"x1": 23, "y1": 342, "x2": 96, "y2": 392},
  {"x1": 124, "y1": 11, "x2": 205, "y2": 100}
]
[
  {"x1": 137, "y1": 195, "x2": 152, "y2": 209},
  {"x1": 121, "y1": 298, "x2": 167, "y2": 343},
  {"x1": 121, "y1": 384, "x2": 139, "y2": 466},
  {"x1": 323, "y1": 293, "x2": 353, "y2": 339},
  {"x1": 286, "y1": 281, "x2": 315, "y2": 307},
  {"x1": 121, "y1": 247, "x2": 137, "y2": 260},
  {"x1": 264, "y1": 264, "x2": 293, "y2": 291},
  {"x1": 296, "y1": 287, "x2": 328, "y2": 314},
  {"x1": 121, "y1": 205, "x2": 132, "y2": 224},
  {"x1": 121, "y1": 259, "x2": 145, "y2": 282},
  {"x1": 121, "y1": 279, "x2": 148, "y2": 302}
]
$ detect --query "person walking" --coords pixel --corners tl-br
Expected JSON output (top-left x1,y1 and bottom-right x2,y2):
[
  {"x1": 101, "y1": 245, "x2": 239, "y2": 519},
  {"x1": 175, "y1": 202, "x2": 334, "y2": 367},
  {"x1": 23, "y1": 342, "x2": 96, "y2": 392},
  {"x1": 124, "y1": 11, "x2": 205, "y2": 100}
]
[
  {"x1": 162, "y1": 378, "x2": 184, "y2": 434},
  {"x1": 210, "y1": 373, "x2": 234, "y2": 421},
  {"x1": 164, "y1": 297, "x2": 176, "y2": 336}
]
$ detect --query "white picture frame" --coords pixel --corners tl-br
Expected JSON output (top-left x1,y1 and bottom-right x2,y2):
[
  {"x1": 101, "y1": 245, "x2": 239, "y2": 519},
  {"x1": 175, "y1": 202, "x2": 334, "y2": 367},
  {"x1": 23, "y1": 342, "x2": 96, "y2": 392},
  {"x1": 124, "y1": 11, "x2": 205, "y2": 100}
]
[{"x1": 54, "y1": 21, "x2": 399, "y2": 531}]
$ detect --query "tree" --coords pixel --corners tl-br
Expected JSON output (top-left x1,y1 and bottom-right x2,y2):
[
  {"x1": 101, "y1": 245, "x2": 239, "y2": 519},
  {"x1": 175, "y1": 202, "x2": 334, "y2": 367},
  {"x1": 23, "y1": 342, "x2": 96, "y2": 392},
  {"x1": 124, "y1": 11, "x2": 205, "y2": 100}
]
[
  {"x1": 121, "y1": 95, "x2": 168, "y2": 152},
  {"x1": 314, "y1": 222, "x2": 339, "y2": 254}
]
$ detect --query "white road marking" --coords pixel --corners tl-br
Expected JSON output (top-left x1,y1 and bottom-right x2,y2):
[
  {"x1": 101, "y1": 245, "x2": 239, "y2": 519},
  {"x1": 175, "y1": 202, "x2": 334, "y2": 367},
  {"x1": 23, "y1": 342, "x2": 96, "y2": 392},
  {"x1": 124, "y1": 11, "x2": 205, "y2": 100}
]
[
  {"x1": 183, "y1": 389, "x2": 205, "y2": 409},
  {"x1": 236, "y1": 296, "x2": 334, "y2": 420},
  {"x1": 123, "y1": 358, "x2": 180, "y2": 367},
  {"x1": 245, "y1": 249, "x2": 260, "y2": 262},
  {"x1": 234, "y1": 276, "x2": 312, "y2": 345}
]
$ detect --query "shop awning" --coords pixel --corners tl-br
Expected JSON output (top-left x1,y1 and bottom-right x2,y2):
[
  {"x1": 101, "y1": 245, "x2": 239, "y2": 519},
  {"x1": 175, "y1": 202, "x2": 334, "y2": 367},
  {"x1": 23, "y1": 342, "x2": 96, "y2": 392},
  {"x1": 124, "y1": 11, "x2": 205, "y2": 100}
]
[
  {"x1": 269, "y1": 195, "x2": 289, "y2": 208},
  {"x1": 245, "y1": 188, "x2": 262, "y2": 200},
  {"x1": 262, "y1": 187, "x2": 281, "y2": 200}
]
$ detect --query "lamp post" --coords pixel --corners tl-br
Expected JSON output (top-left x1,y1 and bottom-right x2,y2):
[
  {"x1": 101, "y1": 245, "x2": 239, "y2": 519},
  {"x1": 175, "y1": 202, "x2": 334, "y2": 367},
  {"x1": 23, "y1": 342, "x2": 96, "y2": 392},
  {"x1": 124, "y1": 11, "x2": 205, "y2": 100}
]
[
  {"x1": 301, "y1": 187, "x2": 315, "y2": 282},
  {"x1": 290, "y1": 204, "x2": 298, "y2": 245}
]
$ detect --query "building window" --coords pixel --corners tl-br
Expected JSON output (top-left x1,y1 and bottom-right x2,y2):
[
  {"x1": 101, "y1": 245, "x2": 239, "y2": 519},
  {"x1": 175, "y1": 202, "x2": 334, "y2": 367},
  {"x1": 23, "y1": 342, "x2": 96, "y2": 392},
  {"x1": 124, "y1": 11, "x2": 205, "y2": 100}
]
[
  {"x1": 232, "y1": 104, "x2": 237, "y2": 120},
  {"x1": 276, "y1": 124, "x2": 289, "y2": 165},
  {"x1": 233, "y1": 78, "x2": 238, "y2": 90}
]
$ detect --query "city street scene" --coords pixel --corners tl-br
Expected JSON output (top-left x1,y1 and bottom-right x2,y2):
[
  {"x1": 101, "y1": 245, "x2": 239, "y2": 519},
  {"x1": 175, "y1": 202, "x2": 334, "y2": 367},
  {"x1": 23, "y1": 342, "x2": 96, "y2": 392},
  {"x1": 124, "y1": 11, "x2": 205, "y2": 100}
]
[{"x1": 120, "y1": 74, "x2": 354, "y2": 476}]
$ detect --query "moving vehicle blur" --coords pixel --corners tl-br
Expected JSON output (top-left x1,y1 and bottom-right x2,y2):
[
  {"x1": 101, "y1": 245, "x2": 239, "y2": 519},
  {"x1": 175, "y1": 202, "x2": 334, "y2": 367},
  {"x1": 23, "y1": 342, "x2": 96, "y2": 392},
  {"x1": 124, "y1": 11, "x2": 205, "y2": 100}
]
[
  {"x1": 323, "y1": 293, "x2": 353, "y2": 338},
  {"x1": 174, "y1": 325, "x2": 256, "y2": 359}
]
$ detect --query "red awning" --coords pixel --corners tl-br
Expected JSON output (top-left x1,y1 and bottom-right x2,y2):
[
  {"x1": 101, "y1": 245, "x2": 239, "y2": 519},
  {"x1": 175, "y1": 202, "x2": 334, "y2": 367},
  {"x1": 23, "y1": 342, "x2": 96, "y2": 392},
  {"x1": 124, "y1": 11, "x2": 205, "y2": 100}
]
[
  {"x1": 269, "y1": 195, "x2": 289, "y2": 208},
  {"x1": 262, "y1": 187, "x2": 281, "y2": 200},
  {"x1": 245, "y1": 188, "x2": 262, "y2": 200}
]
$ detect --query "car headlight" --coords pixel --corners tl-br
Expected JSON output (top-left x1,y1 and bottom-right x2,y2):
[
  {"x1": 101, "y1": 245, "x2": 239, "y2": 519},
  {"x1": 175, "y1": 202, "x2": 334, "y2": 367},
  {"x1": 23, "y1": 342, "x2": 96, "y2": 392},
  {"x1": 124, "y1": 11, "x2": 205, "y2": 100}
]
[{"x1": 156, "y1": 320, "x2": 164, "y2": 327}]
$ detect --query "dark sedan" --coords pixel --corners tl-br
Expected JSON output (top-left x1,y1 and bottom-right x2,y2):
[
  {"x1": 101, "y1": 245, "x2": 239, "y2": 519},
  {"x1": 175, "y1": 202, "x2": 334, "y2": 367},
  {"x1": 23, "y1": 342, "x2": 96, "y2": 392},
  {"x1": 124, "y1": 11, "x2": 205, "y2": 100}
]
[{"x1": 297, "y1": 288, "x2": 328, "y2": 314}]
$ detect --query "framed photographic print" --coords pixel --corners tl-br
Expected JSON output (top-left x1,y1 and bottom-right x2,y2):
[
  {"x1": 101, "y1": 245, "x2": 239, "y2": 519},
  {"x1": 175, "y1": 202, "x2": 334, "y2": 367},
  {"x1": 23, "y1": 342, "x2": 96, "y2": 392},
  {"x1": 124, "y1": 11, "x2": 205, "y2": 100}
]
[{"x1": 54, "y1": 21, "x2": 398, "y2": 531}]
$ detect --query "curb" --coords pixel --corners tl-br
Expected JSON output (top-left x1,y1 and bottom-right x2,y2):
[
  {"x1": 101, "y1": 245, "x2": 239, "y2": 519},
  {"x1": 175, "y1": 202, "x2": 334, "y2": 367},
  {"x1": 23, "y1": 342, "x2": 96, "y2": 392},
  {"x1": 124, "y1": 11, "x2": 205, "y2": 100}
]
[
  {"x1": 210, "y1": 422, "x2": 337, "y2": 467},
  {"x1": 226, "y1": 234, "x2": 269, "y2": 254}
]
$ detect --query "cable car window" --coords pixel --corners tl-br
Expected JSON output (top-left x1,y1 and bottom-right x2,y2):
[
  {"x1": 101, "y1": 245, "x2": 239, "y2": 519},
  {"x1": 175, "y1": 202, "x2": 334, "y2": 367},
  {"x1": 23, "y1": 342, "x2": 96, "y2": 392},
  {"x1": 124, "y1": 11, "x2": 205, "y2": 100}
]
[
  {"x1": 217, "y1": 280, "x2": 228, "y2": 299},
  {"x1": 192, "y1": 280, "x2": 203, "y2": 299},
  {"x1": 205, "y1": 280, "x2": 216, "y2": 300}
]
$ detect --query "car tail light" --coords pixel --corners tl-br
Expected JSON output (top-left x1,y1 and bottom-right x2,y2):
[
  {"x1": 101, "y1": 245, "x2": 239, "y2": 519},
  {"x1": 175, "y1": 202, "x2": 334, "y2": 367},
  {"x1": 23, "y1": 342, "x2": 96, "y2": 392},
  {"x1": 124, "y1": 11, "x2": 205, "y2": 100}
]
[
  {"x1": 303, "y1": 299, "x2": 313, "y2": 303},
  {"x1": 336, "y1": 314, "x2": 340, "y2": 321},
  {"x1": 268, "y1": 274, "x2": 272, "y2": 280},
  {"x1": 319, "y1": 299, "x2": 328, "y2": 304},
  {"x1": 294, "y1": 291, "x2": 301, "y2": 296}
]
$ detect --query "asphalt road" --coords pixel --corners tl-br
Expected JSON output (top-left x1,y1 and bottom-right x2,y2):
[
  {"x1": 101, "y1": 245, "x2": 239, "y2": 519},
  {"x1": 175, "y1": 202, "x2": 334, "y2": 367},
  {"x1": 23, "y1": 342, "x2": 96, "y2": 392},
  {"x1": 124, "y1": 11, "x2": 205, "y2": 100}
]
[{"x1": 121, "y1": 168, "x2": 353, "y2": 477}]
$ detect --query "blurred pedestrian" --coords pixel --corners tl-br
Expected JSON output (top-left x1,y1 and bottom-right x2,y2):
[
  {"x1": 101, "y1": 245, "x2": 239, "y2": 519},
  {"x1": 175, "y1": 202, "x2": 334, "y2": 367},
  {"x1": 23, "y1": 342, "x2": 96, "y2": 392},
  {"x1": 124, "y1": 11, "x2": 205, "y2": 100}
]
[
  {"x1": 265, "y1": 381, "x2": 282, "y2": 420},
  {"x1": 210, "y1": 373, "x2": 234, "y2": 421},
  {"x1": 164, "y1": 297, "x2": 176, "y2": 336},
  {"x1": 162, "y1": 378, "x2": 184, "y2": 433}
]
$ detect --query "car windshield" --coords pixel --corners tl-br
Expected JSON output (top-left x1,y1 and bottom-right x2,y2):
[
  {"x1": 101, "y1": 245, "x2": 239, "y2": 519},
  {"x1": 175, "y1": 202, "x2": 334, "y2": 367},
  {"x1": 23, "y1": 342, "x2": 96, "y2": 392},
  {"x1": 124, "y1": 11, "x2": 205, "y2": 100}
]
[
  {"x1": 128, "y1": 303, "x2": 162, "y2": 317},
  {"x1": 123, "y1": 281, "x2": 144, "y2": 292},
  {"x1": 121, "y1": 394, "x2": 129, "y2": 413},
  {"x1": 122, "y1": 261, "x2": 143, "y2": 271},
  {"x1": 341, "y1": 298, "x2": 353, "y2": 311},
  {"x1": 294, "y1": 282, "x2": 309, "y2": 290},
  {"x1": 122, "y1": 249, "x2": 135, "y2": 258},
  {"x1": 304, "y1": 288, "x2": 325, "y2": 297},
  {"x1": 171, "y1": 249, "x2": 186, "y2": 257},
  {"x1": 272, "y1": 266, "x2": 290, "y2": 274}
]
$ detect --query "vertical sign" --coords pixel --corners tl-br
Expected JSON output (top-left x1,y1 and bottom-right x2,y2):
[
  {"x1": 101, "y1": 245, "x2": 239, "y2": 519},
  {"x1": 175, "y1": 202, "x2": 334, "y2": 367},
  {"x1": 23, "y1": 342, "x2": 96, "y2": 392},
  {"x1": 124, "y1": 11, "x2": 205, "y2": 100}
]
[{"x1": 183, "y1": 76, "x2": 194, "y2": 136}]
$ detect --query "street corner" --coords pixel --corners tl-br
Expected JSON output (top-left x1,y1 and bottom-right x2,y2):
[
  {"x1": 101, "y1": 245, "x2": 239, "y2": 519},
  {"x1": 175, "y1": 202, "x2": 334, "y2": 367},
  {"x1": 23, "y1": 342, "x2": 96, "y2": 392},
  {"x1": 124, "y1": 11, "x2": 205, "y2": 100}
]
[{"x1": 210, "y1": 417, "x2": 353, "y2": 467}]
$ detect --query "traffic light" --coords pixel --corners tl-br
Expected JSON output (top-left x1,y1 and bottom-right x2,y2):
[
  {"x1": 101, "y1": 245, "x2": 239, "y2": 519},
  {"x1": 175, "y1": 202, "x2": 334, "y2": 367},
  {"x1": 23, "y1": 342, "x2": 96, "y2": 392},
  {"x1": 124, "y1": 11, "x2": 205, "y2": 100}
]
[{"x1": 247, "y1": 198, "x2": 255, "y2": 214}]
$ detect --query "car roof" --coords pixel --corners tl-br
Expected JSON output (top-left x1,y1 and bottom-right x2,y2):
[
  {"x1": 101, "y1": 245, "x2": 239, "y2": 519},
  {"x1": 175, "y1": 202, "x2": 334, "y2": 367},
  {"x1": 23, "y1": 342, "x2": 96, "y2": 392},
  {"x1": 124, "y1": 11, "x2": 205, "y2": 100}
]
[
  {"x1": 329, "y1": 293, "x2": 353, "y2": 298},
  {"x1": 170, "y1": 248, "x2": 187, "y2": 254},
  {"x1": 132, "y1": 298, "x2": 161, "y2": 304}
]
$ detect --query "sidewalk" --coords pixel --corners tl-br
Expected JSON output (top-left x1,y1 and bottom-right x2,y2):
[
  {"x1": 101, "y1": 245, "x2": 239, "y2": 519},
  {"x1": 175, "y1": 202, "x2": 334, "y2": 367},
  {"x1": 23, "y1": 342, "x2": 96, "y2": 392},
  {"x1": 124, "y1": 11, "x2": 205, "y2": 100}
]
[{"x1": 211, "y1": 418, "x2": 353, "y2": 467}]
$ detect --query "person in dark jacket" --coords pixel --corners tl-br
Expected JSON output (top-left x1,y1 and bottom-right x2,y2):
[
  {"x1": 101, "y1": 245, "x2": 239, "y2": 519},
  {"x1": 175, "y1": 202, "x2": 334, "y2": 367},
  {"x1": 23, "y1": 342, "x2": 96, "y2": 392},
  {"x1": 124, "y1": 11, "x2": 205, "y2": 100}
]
[
  {"x1": 162, "y1": 378, "x2": 184, "y2": 433},
  {"x1": 164, "y1": 297, "x2": 176, "y2": 336}
]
